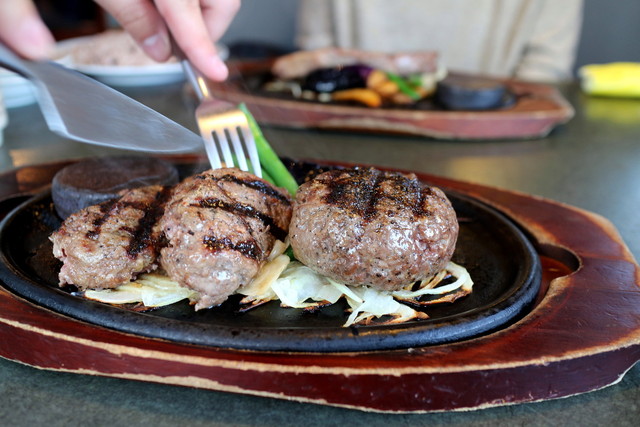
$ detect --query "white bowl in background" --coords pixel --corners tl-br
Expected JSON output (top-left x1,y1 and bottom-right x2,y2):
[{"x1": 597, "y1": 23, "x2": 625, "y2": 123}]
[{"x1": 0, "y1": 69, "x2": 37, "y2": 109}]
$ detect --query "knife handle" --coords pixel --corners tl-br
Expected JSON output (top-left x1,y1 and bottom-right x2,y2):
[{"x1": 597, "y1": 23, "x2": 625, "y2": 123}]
[{"x1": 0, "y1": 42, "x2": 33, "y2": 80}]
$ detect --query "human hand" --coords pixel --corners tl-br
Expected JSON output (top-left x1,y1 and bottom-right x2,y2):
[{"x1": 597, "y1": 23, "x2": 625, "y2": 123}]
[
  {"x1": 0, "y1": 0, "x2": 56, "y2": 59},
  {"x1": 96, "y1": 0, "x2": 240, "y2": 81},
  {"x1": 0, "y1": 0, "x2": 238, "y2": 81}
]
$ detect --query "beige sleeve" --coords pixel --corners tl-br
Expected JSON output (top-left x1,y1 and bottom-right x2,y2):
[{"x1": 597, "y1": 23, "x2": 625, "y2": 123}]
[
  {"x1": 295, "y1": 0, "x2": 337, "y2": 49},
  {"x1": 294, "y1": 0, "x2": 584, "y2": 82},
  {"x1": 514, "y1": 0, "x2": 584, "y2": 82}
]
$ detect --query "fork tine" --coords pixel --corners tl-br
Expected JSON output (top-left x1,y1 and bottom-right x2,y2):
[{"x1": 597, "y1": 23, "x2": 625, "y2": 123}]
[
  {"x1": 214, "y1": 129, "x2": 235, "y2": 169},
  {"x1": 228, "y1": 126, "x2": 249, "y2": 172},
  {"x1": 201, "y1": 129, "x2": 223, "y2": 170},
  {"x1": 191, "y1": 88, "x2": 262, "y2": 175},
  {"x1": 239, "y1": 125, "x2": 262, "y2": 178},
  {"x1": 180, "y1": 52, "x2": 265, "y2": 174}
]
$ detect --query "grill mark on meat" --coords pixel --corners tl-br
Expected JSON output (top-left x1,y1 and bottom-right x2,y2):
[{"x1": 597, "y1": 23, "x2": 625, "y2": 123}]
[
  {"x1": 363, "y1": 171, "x2": 385, "y2": 221},
  {"x1": 195, "y1": 172, "x2": 290, "y2": 203},
  {"x1": 418, "y1": 185, "x2": 436, "y2": 217},
  {"x1": 324, "y1": 168, "x2": 374, "y2": 220},
  {"x1": 85, "y1": 198, "x2": 118, "y2": 240},
  {"x1": 202, "y1": 235, "x2": 262, "y2": 259},
  {"x1": 193, "y1": 197, "x2": 288, "y2": 241},
  {"x1": 126, "y1": 186, "x2": 172, "y2": 258},
  {"x1": 83, "y1": 187, "x2": 170, "y2": 258},
  {"x1": 323, "y1": 168, "x2": 436, "y2": 222},
  {"x1": 393, "y1": 175, "x2": 436, "y2": 218}
]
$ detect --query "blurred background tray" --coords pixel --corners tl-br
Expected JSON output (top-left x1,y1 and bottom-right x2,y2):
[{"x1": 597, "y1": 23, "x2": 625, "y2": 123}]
[{"x1": 204, "y1": 60, "x2": 575, "y2": 140}]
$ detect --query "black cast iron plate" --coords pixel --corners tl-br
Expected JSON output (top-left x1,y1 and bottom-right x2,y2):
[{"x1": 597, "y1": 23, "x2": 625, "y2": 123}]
[{"x1": 0, "y1": 165, "x2": 541, "y2": 352}]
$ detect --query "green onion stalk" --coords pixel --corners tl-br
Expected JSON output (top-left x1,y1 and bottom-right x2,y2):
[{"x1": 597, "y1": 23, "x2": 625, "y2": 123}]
[
  {"x1": 239, "y1": 103, "x2": 298, "y2": 196},
  {"x1": 385, "y1": 71, "x2": 422, "y2": 100}
]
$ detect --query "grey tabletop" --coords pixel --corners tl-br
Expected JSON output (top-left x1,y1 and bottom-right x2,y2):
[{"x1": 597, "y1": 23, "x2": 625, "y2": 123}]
[{"x1": 0, "y1": 81, "x2": 639, "y2": 426}]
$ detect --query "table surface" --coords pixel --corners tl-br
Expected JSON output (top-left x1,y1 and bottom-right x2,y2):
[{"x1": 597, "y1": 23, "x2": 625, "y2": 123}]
[{"x1": 1, "y1": 81, "x2": 639, "y2": 426}]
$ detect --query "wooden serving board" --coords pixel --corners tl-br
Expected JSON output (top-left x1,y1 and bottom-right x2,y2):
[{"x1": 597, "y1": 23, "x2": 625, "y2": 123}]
[
  {"x1": 204, "y1": 61, "x2": 575, "y2": 140},
  {"x1": 1, "y1": 157, "x2": 639, "y2": 414}
]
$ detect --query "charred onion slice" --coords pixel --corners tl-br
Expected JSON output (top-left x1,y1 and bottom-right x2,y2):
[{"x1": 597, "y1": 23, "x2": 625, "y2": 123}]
[
  {"x1": 392, "y1": 262, "x2": 474, "y2": 306},
  {"x1": 83, "y1": 272, "x2": 198, "y2": 307},
  {"x1": 265, "y1": 260, "x2": 473, "y2": 327},
  {"x1": 80, "y1": 253, "x2": 473, "y2": 327}
]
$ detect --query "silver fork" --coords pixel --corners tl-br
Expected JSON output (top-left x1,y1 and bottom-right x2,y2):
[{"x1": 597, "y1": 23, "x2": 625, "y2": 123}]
[{"x1": 179, "y1": 57, "x2": 262, "y2": 177}]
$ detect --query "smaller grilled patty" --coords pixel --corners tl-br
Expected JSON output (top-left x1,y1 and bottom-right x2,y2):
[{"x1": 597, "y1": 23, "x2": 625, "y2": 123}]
[{"x1": 50, "y1": 185, "x2": 171, "y2": 289}]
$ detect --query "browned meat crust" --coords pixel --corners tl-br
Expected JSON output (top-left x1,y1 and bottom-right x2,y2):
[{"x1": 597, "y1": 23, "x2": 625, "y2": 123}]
[
  {"x1": 289, "y1": 168, "x2": 458, "y2": 291},
  {"x1": 158, "y1": 168, "x2": 292, "y2": 309},
  {"x1": 50, "y1": 185, "x2": 170, "y2": 289}
]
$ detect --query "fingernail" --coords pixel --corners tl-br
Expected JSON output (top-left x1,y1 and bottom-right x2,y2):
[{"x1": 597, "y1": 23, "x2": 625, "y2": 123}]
[
  {"x1": 142, "y1": 31, "x2": 170, "y2": 61},
  {"x1": 209, "y1": 56, "x2": 229, "y2": 81},
  {"x1": 18, "y1": 17, "x2": 55, "y2": 59}
]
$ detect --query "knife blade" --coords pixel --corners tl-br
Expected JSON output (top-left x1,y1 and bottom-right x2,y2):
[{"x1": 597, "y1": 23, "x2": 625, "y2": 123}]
[{"x1": 0, "y1": 42, "x2": 202, "y2": 153}]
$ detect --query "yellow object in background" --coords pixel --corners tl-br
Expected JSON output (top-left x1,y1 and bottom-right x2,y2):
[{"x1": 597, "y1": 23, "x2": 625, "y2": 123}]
[
  {"x1": 580, "y1": 62, "x2": 640, "y2": 98},
  {"x1": 584, "y1": 97, "x2": 640, "y2": 125}
]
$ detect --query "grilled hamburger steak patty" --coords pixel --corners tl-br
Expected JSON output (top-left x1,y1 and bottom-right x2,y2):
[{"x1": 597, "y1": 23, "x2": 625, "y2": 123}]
[
  {"x1": 50, "y1": 185, "x2": 171, "y2": 289},
  {"x1": 289, "y1": 168, "x2": 458, "y2": 291},
  {"x1": 159, "y1": 168, "x2": 293, "y2": 310}
]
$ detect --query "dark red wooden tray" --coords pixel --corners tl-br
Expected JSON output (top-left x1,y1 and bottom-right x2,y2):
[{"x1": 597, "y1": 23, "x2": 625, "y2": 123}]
[
  {"x1": 1, "y1": 156, "x2": 639, "y2": 414},
  {"x1": 204, "y1": 60, "x2": 575, "y2": 140}
]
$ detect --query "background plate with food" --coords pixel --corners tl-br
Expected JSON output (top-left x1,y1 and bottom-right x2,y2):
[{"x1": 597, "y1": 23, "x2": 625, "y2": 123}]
[
  {"x1": 0, "y1": 68, "x2": 37, "y2": 108},
  {"x1": 0, "y1": 54, "x2": 74, "y2": 108},
  {"x1": 56, "y1": 30, "x2": 229, "y2": 87},
  {"x1": 210, "y1": 48, "x2": 574, "y2": 139}
]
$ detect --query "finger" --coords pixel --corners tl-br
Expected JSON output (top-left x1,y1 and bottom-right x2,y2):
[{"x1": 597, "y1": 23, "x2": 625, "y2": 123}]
[
  {"x1": 95, "y1": 0, "x2": 171, "y2": 62},
  {"x1": 155, "y1": 0, "x2": 236, "y2": 81},
  {"x1": 0, "y1": 0, "x2": 55, "y2": 59},
  {"x1": 201, "y1": 0, "x2": 241, "y2": 42}
]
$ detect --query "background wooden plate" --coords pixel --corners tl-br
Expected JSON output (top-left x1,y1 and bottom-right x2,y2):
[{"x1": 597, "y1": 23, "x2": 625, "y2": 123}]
[
  {"x1": 0, "y1": 156, "x2": 639, "y2": 413},
  {"x1": 203, "y1": 61, "x2": 575, "y2": 140}
]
